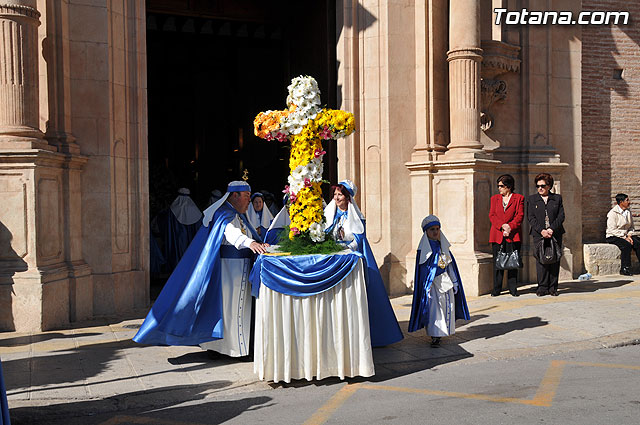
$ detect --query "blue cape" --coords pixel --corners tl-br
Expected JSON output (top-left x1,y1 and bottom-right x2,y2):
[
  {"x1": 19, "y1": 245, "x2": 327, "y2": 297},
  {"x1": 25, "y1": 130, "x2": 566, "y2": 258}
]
[
  {"x1": 324, "y1": 208, "x2": 404, "y2": 347},
  {"x1": 134, "y1": 203, "x2": 243, "y2": 346},
  {"x1": 352, "y1": 232, "x2": 404, "y2": 347},
  {"x1": 0, "y1": 358, "x2": 9, "y2": 425},
  {"x1": 408, "y1": 247, "x2": 470, "y2": 333},
  {"x1": 155, "y1": 208, "x2": 202, "y2": 272},
  {"x1": 264, "y1": 227, "x2": 284, "y2": 245}
]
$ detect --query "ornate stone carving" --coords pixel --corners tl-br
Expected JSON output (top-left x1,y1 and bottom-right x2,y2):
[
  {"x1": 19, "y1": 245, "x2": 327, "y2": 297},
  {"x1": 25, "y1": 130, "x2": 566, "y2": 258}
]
[
  {"x1": 480, "y1": 40, "x2": 521, "y2": 79},
  {"x1": 479, "y1": 40, "x2": 520, "y2": 131},
  {"x1": 480, "y1": 78, "x2": 507, "y2": 131}
]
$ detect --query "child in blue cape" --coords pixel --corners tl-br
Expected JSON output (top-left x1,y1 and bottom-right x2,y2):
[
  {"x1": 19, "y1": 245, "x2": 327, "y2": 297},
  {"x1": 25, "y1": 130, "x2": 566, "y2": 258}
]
[{"x1": 408, "y1": 215, "x2": 470, "y2": 346}]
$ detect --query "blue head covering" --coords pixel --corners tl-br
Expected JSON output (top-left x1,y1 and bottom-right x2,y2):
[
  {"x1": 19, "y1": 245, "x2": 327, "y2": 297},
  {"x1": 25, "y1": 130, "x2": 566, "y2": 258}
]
[
  {"x1": 228, "y1": 181, "x2": 251, "y2": 193},
  {"x1": 338, "y1": 180, "x2": 356, "y2": 197}
]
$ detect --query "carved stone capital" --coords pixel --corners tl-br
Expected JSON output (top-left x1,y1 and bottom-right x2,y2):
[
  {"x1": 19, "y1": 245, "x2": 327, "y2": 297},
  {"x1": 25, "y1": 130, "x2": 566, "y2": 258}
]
[
  {"x1": 0, "y1": 3, "x2": 41, "y2": 22},
  {"x1": 447, "y1": 47, "x2": 483, "y2": 63},
  {"x1": 480, "y1": 40, "x2": 520, "y2": 79}
]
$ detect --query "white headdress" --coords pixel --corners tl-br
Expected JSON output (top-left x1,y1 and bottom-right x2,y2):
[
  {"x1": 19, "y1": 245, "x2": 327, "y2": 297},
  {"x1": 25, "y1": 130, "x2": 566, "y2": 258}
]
[
  {"x1": 417, "y1": 214, "x2": 452, "y2": 265},
  {"x1": 324, "y1": 180, "x2": 365, "y2": 235},
  {"x1": 170, "y1": 188, "x2": 202, "y2": 225},
  {"x1": 247, "y1": 192, "x2": 274, "y2": 229}
]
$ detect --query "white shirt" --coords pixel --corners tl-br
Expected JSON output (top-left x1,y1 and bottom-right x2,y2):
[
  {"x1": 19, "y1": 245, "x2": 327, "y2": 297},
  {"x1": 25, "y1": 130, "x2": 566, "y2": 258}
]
[{"x1": 223, "y1": 215, "x2": 255, "y2": 249}]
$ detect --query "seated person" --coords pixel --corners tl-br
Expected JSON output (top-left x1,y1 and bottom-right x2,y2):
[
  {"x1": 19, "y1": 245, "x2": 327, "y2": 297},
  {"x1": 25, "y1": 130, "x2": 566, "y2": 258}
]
[{"x1": 606, "y1": 193, "x2": 640, "y2": 276}]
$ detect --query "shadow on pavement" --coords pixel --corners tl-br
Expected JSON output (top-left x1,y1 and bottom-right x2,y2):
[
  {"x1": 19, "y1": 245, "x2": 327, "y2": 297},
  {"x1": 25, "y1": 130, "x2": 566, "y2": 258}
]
[
  {"x1": 456, "y1": 316, "x2": 548, "y2": 340},
  {"x1": 8, "y1": 383, "x2": 270, "y2": 425},
  {"x1": 3, "y1": 340, "x2": 215, "y2": 394},
  {"x1": 556, "y1": 279, "x2": 634, "y2": 295},
  {"x1": 517, "y1": 278, "x2": 634, "y2": 296},
  {"x1": 0, "y1": 332, "x2": 101, "y2": 348}
]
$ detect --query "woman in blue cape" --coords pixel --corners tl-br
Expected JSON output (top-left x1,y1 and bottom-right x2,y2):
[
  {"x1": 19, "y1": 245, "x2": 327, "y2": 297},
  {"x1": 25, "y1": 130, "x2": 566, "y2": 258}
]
[
  {"x1": 247, "y1": 192, "x2": 274, "y2": 238},
  {"x1": 408, "y1": 215, "x2": 470, "y2": 346},
  {"x1": 324, "y1": 180, "x2": 404, "y2": 347}
]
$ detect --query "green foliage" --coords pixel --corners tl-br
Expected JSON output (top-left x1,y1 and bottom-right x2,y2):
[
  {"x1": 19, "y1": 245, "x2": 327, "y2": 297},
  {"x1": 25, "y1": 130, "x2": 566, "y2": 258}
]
[{"x1": 275, "y1": 226, "x2": 344, "y2": 255}]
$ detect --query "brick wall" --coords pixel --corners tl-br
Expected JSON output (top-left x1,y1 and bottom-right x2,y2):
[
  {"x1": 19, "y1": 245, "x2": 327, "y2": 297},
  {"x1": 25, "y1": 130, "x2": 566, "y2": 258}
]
[{"x1": 582, "y1": 1, "x2": 640, "y2": 242}]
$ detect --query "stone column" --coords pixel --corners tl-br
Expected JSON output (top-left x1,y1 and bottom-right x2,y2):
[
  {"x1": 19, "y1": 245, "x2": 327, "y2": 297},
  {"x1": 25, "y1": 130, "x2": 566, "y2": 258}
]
[
  {"x1": 0, "y1": 0, "x2": 47, "y2": 148},
  {"x1": 446, "y1": 0, "x2": 485, "y2": 158}
]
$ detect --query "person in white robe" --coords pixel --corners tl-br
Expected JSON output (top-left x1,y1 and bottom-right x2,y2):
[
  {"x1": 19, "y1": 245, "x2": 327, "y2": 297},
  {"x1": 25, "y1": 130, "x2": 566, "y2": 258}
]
[
  {"x1": 247, "y1": 192, "x2": 274, "y2": 238},
  {"x1": 200, "y1": 182, "x2": 269, "y2": 357},
  {"x1": 408, "y1": 215, "x2": 470, "y2": 346},
  {"x1": 134, "y1": 181, "x2": 269, "y2": 358}
]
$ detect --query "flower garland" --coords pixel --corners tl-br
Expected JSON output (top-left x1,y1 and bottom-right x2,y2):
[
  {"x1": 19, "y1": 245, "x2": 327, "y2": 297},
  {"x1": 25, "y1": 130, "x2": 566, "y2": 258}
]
[{"x1": 254, "y1": 76, "x2": 355, "y2": 242}]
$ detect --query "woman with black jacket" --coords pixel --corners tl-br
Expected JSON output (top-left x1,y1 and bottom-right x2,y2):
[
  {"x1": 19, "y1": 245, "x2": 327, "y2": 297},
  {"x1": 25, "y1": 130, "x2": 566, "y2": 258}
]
[{"x1": 527, "y1": 173, "x2": 565, "y2": 296}]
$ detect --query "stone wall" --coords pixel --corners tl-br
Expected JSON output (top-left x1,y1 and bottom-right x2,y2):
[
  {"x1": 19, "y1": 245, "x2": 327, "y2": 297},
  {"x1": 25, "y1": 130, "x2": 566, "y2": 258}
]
[{"x1": 582, "y1": 0, "x2": 640, "y2": 242}]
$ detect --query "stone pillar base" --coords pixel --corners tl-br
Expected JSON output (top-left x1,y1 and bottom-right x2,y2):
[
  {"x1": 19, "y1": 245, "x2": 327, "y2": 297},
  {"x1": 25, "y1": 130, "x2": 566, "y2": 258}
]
[
  {"x1": 0, "y1": 147, "x2": 91, "y2": 331},
  {"x1": 406, "y1": 158, "x2": 500, "y2": 296}
]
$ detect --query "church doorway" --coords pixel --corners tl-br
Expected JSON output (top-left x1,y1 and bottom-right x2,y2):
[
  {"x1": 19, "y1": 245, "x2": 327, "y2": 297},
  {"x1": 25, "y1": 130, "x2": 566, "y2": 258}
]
[{"x1": 146, "y1": 0, "x2": 337, "y2": 219}]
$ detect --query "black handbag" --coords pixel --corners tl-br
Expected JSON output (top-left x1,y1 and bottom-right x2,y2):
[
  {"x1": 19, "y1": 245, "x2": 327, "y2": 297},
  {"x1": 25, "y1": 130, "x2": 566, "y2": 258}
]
[
  {"x1": 495, "y1": 241, "x2": 523, "y2": 270},
  {"x1": 535, "y1": 237, "x2": 562, "y2": 265}
]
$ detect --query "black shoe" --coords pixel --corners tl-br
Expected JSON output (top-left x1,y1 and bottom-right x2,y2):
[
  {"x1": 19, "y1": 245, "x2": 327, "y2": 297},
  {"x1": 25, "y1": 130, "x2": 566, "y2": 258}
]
[
  {"x1": 491, "y1": 292, "x2": 500, "y2": 297},
  {"x1": 536, "y1": 288, "x2": 548, "y2": 297},
  {"x1": 430, "y1": 337, "x2": 441, "y2": 347},
  {"x1": 621, "y1": 267, "x2": 633, "y2": 276},
  {"x1": 510, "y1": 292, "x2": 520, "y2": 297},
  {"x1": 549, "y1": 290, "x2": 559, "y2": 296}
]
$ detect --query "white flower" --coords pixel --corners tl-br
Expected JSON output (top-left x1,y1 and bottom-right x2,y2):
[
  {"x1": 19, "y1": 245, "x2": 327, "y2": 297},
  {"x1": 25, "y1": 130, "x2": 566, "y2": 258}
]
[
  {"x1": 287, "y1": 175, "x2": 305, "y2": 195},
  {"x1": 309, "y1": 222, "x2": 325, "y2": 242}
]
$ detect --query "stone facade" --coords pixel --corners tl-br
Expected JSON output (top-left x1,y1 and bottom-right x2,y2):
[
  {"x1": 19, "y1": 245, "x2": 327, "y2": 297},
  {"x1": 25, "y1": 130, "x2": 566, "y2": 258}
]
[
  {"x1": 0, "y1": 0, "x2": 637, "y2": 330},
  {"x1": 337, "y1": 0, "x2": 583, "y2": 295},
  {"x1": 0, "y1": 0, "x2": 147, "y2": 331},
  {"x1": 582, "y1": 0, "x2": 640, "y2": 242}
]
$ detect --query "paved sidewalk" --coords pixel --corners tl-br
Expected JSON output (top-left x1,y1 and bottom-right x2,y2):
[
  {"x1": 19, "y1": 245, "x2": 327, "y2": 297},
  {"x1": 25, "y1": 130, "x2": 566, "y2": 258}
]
[{"x1": 2, "y1": 275, "x2": 640, "y2": 421}]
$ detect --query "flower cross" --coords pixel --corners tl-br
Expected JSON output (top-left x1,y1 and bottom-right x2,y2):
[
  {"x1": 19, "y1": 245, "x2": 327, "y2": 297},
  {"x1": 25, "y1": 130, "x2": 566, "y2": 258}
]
[{"x1": 254, "y1": 76, "x2": 355, "y2": 241}]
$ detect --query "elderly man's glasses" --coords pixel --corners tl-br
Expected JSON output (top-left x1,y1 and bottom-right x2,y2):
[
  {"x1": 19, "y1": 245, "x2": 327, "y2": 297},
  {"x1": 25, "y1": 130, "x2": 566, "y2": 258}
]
[{"x1": 536, "y1": 184, "x2": 548, "y2": 189}]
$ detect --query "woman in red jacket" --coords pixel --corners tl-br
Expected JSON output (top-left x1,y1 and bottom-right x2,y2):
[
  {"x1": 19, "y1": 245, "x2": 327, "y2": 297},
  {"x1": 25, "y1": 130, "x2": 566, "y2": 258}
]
[{"x1": 489, "y1": 174, "x2": 525, "y2": 296}]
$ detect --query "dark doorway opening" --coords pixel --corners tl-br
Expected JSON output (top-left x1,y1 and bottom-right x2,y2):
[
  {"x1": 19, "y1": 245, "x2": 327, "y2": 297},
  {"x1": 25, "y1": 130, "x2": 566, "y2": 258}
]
[
  {"x1": 145, "y1": 0, "x2": 337, "y2": 293},
  {"x1": 146, "y1": 0, "x2": 337, "y2": 218}
]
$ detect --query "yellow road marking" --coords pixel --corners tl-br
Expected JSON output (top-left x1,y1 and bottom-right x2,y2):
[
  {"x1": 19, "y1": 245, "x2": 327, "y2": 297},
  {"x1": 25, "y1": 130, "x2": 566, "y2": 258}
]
[
  {"x1": 566, "y1": 361, "x2": 640, "y2": 370},
  {"x1": 302, "y1": 383, "x2": 361, "y2": 425},
  {"x1": 531, "y1": 360, "x2": 566, "y2": 406},
  {"x1": 356, "y1": 383, "x2": 542, "y2": 405},
  {"x1": 304, "y1": 359, "x2": 640, "y2": 424}
]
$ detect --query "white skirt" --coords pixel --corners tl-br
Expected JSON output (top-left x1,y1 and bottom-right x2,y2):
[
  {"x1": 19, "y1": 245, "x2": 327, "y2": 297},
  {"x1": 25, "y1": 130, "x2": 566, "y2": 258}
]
[
  {"x1": 200, "y1": 257, "x2": 253, "y2": 357},
  {"x1": 254, "y1": 260, "x2": 375, "y2": 383},
  {"x1": 426, "y1": 273, "x2": 456, "y2": 337}
]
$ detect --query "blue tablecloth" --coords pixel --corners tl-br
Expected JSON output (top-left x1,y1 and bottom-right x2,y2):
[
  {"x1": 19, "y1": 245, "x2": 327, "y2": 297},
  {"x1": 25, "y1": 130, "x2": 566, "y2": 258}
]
[{"x1": 249, "y1": 251, "x2": 363, "y2": 298}]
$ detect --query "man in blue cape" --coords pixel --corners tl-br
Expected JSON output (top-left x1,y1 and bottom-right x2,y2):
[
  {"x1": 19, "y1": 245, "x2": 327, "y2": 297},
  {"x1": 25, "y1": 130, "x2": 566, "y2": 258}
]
[{"x1": 134, "y1": 181, "x2": 269, "y2": 358}]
